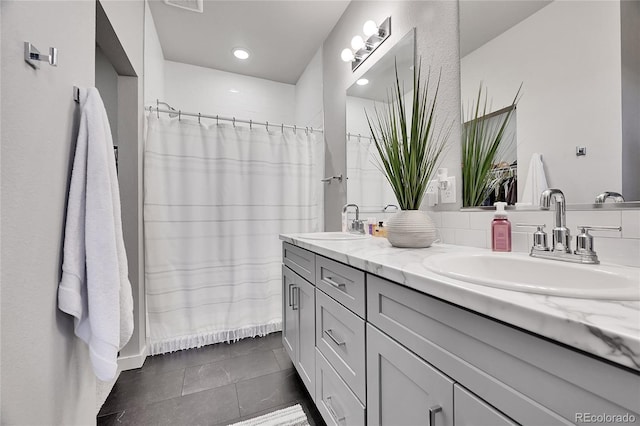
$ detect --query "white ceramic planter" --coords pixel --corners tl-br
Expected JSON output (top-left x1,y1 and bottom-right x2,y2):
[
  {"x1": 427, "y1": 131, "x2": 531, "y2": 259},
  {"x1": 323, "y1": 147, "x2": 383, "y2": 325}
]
[{"x1": 386, "y1": 210, "x2": 437, "y2": 248}]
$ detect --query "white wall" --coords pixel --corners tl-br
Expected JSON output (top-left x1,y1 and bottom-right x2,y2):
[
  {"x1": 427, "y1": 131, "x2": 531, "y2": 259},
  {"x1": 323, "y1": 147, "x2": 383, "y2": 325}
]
[
  {"x1": 164, "y1": 61, "x2": 295, "y2": 124},
  {"x1": 144, "y1": 0, "x2": 165, "y2": 106},
  {"x1": 1, "y1": 1, "x2": 97, "y2": 423},
  {"x1": 322, "y1": 1, "x2": 461, "y2": 230},
  {"x1": 295, "y1": 47, "x2": 324, "y2": 129},
  {"x1": 461, "y1": 1, "x2": 622, "y2": 204}
]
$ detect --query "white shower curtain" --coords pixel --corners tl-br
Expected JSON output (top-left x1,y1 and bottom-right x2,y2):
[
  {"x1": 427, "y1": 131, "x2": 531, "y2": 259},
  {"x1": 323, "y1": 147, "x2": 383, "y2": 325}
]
[
  {"x1": 144, "y1": 115, "x2": 323, "y2": 354},
  {"x1": 346, "y1": 137, "x2": 397, "y2": 211}
]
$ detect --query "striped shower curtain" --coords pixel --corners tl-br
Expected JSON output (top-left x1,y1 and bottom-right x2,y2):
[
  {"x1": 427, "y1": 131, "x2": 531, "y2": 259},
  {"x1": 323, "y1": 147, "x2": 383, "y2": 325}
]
[{"x1": 144, "y1": 115, "x2": 324, "y2": 354}]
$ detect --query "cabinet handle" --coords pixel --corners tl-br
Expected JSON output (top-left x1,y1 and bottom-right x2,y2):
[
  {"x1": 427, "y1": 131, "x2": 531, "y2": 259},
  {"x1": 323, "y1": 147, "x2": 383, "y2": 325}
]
[
  {"x1": 429, "y1": 405, "x2": 442, "y2": 426},
  {"x1": 324, "y1": 275, "x2": 347, "y2": 290},
  {"x1": 292, "y1": 286, "x2": 299, "y2": 311},
  {"x1": 288, "y1": 283, "x2": 294, "y2": 307},
  {"x1": 326, "y1": 395, "x2": 346, "y2": 423},
  {"x1": 324, "y1": 329, "x2": 346, "y2": 346}
]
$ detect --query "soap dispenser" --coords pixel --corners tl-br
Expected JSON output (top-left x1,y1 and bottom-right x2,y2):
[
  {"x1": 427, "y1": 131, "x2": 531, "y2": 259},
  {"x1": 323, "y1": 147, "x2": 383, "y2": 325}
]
[{"x1": 492, "y1": 202, "x2": 512, "y2": 252}]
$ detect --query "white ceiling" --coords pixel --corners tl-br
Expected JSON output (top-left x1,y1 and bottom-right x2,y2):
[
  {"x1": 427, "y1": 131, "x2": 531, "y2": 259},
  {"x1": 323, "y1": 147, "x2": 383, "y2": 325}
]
[
  {"x1": 149, "y1": 0, "x2": 350, "y2": 85},
  {"x1": 459, "y1": 0, "x2": 553, "y2": 57}
]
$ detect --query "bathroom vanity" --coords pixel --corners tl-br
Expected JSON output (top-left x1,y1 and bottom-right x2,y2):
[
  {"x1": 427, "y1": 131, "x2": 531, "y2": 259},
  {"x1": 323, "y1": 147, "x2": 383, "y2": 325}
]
[{"x1": 280, "y1": 234, "x2": 640, "y2": 426}]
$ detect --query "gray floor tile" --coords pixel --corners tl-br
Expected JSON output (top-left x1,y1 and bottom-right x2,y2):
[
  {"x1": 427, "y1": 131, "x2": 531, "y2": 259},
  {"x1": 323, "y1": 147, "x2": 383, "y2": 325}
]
[
  {"x1": 273, "y1": 347, "x2": 294, "y2": 371},
  {"x1": 99, "y1": 368, "x2": 185, "y2": 416},
  {"x1": 142, "y1": 343, "x2": 230, "y2": 375},
  {"x1": 99, "y1": 384, "x2": 239, "y2": 426},
  {"x1": 227, "y1": 332, "x2": 283, "y2": 357},
  {"x1": 182, "y1": 350, "x2": 280, "y2": 396},
  {"x1": 235, "y1": 369, "x2": 306, "y2": 418}
]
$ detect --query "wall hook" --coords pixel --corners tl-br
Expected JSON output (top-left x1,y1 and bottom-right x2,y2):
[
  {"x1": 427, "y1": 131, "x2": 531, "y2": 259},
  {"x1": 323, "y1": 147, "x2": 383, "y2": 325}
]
[{"x1": 24, "y1": 42, "x2": 57, "y2": 69}]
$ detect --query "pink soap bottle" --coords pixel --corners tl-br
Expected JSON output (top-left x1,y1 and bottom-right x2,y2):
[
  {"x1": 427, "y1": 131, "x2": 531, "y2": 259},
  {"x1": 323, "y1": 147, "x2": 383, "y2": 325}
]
[{"x1": 492, "y1": 202, "x2": 512, "y2": 252}]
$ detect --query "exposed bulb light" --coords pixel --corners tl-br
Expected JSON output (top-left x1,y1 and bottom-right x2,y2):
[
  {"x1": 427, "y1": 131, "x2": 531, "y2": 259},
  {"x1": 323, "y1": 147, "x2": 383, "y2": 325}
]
[
  {"x1": 351, "y1": 35, "x2": 364, "y2": 51},
  {"x1": 341, "y1": 48, "x2": 355, "y2": 62},
  {"x1": 233, "y1": 48, "x2": 250, "y2": 60},
  {"x1": 356, "y1": 78, "x2": 369, "y2": 86},
  {"x1": 363, "y1": 20, "x2": 378, "y2": 37}
]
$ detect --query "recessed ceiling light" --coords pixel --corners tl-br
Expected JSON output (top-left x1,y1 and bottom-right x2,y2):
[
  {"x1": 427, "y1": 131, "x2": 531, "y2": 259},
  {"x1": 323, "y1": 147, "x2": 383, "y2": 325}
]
[
  {"x1": 229, "y1": 89, "x2": 240, "y2": 94},
  {"x1": 356, "y1": 78, "x2": 369, "y2": 86},
  {"x1": 233, "y1": 48, "x2": 250, "y2": 60}
]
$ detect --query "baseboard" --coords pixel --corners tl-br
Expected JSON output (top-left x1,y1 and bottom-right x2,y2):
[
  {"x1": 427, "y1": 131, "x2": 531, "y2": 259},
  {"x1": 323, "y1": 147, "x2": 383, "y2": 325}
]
[{"x1": 117, "y1": 344, "x2": 148, "y2": 372}]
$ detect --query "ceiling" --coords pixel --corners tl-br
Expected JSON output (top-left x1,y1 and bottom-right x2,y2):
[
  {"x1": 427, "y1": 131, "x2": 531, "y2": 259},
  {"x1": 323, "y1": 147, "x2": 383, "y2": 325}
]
[
  {"x1": 459, "y1": 0, "x2": 553, "y2": 57},
  {"x1": 149, "y1": 0, "x2": 350, "y2": 85}
]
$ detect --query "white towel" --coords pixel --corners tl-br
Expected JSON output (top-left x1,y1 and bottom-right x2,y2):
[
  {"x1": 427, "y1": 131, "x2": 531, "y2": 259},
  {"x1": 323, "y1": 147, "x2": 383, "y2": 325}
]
[
  {"x1": 58, "y1": 87, "x2": 133, "y2": 381},
  {"x1": 519, "y1": 153, "x2": 549, "y2": 206}
]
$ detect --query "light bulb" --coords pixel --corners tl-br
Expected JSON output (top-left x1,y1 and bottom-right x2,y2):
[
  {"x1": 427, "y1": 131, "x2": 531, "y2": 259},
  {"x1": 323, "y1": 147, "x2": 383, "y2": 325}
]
[
  {"x1": 341, "y1": 48, "x2": 355, "y2": 62},
  {"x1": 356, "y1": 78, "x2": 369, "y2": 86},
  {"x1": 233, "y1": 48, "x2": 250, "y2": 60},
  {"x1": 351, "y1": 35, "x2": 364, "y2": 50},
  {"x1": 363, "y1": 20, "x2": 378, "y2": 37}
]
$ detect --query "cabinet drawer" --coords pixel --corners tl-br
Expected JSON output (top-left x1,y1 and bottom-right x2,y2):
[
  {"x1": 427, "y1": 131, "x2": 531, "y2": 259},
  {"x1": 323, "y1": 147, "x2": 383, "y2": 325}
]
[
  {"x1": 315, "y1": 255, "x2": 365, "y2": 317},
  {"x1": 316, "y1": 288, "x2": 366, "y2": 402},
  {"x1": 454, "y1": 385, "x2": 516, "y2": 426},
  {"x1": 315, "y1": 348, "x2": 365, "y2": 426},
  {"x1": 283, "y1": 242, "x2": 315, "y2": 284}
]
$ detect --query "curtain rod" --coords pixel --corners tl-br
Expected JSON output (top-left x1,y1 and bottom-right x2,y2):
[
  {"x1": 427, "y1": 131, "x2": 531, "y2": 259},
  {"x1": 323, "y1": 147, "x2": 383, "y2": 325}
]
[{"x1": 147, "y1": 105, "x2": 324, "y2": 134}]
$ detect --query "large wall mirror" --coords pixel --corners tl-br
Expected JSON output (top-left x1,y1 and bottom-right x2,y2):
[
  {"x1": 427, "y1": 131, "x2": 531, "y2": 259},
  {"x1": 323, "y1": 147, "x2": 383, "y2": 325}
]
[
  {"x1": 459, "y1": 0, "x2": 639, "y2": 207},
  {"x1": 346, "y1": 29, "x2": 416, "y2": 212}
]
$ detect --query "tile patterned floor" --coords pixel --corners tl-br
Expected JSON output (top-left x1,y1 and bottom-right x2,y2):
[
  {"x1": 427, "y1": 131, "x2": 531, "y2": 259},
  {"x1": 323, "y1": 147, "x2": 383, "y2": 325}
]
[{"x1": 97, "y1": 332, "x2": 325, "y2": 426}]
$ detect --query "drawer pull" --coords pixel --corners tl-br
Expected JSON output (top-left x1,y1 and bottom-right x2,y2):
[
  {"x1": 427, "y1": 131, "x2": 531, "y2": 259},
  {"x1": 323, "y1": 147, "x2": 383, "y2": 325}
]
[
  {"x1": 325, "y1": 275, "x2": 347, "y2": 289},
  {"x1": 324, "y1": 329, "x2": 346, "y2": 346},
  {"x1": 292, "y1": 286, "x2": 299, "y2": 311},
  {"x1": 288, "y1": 283, "x2": 294, "y2": 307},
  {"x1": 326, "y1": 395, "x2": 346, "y2": 423},
  {"x1": 428, "y1": 405, "x2": 442, "y2": 426}
]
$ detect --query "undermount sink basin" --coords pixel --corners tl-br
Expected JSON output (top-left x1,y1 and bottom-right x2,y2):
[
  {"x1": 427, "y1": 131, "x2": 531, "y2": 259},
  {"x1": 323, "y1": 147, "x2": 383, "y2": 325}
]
[
  {"x1": 423, "y1": 252, "x2": 640, "y2": 300},
  {"x1": 297, "y1": 232, "x2": 369, "y2": 241}
]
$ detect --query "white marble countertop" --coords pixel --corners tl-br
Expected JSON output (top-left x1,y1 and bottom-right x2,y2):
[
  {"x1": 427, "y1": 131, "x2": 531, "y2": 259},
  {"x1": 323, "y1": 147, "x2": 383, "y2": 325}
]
[{"x1": 280, "y1": 233, "x2": 640, "y2": 371}]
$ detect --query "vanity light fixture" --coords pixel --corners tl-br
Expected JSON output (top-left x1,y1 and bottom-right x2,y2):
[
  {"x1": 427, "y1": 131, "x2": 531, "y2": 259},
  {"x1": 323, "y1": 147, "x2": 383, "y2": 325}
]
[
  {"x1": 356, "y1": 78, "x2": 369, "y2": 86},
  {"x1": 341, "y1": 17, "x2": 391, "y2": 72},
  {"x1": 233, "y1": 48, "x2": 250, "y2": 60}
]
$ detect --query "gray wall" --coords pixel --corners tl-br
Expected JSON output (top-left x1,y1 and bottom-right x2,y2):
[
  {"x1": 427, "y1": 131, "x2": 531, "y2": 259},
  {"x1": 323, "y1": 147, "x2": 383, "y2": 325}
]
[
  {"x1": 621, "y1": 0, "x2": 640, "y2": 201},
  {"x1": 322, "y1": 1, "x2": 462, "y2": 230},
  {"x1": 95, "y1": 45, "x2": 119, "y2": 146},
  {"x1": 1, "y1": 1, "x2": 97, "y2": 423}
]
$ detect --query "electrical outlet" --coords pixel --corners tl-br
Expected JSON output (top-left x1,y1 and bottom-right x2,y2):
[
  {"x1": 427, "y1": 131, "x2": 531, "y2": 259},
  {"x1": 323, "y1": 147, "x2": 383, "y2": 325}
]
[
  {"x1": 425, "y1": 179, "x2": 439, "y2": 206},
  {"x1": 441, "y1": 176, "x2": 456, "y2": 203}
]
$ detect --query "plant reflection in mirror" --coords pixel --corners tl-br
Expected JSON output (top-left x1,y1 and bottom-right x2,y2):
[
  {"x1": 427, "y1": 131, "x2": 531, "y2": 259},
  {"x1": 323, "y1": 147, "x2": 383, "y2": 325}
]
[{"x1": 462, "y1": 83, "x2": 521, "y2": 207}]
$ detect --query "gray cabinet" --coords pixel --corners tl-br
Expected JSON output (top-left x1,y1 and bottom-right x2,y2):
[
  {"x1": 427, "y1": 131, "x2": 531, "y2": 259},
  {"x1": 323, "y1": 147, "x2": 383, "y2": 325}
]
[
  {"x1": 454, "y1": 385, "x2": 517, "y2": 426},
  {"x1": 282, "y1": 265, "x2": 316, "y2": 400},
  {"x1": 367, "y1": 324, "x2": 454, "y2": 426}
]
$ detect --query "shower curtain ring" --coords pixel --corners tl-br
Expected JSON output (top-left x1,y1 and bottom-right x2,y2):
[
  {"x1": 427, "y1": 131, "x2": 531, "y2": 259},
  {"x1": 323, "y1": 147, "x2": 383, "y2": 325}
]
[
  {"x1": 281, "y1": 123, "x2": 284, "y2": 132},
  {"x1": 348, "y1": 132, "x2": 351, "y2": 141},
  {"x1": 198, "y1": 113, "x2": 201, "y2": 124},
  {"x1": 157, "y1": 107, "x2": 159, "y2": 118},
  {"x1": 358, "y1": 134, "x2": 361, "y2": 143},
  {"x1": 178, "y1": 110, "x2": 181, "y2": 121},
  {"x1": 305, "y1": 127, "x2": 309, "y2": 135},
  {"x1": 216, "y1": 115, "x2": 219, "y2": 126},
  {"x1": 266, "y1": 121, "x2": 269, "y2": 131},
  {"x1": 294, "y1": 125, "x2": 297, "y2": 134},
  {"x1": 250, "y1": 119, "x2": 252, "y2": 129},
  {"x1": 233, "y1": 117, "x2": 236, "y2": 128},
  {"x1": 310, "y1": 127, "x2": 313, "y2": 134}
]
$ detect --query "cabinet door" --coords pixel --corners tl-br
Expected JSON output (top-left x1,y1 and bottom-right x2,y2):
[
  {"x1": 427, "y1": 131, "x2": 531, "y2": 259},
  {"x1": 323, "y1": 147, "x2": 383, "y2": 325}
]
[
  {"x1": 282, "y1": 266, "x2": 298, "y2": 364},
  {"x1": 367, "y1": 324, "x2": 454, "y2": 426},
  {"x1": 296, "y1": 276, "x2": 316, "y2": 400},
  {"x1": 454, "y1": 385, "x2": 517, "y2": 426}
]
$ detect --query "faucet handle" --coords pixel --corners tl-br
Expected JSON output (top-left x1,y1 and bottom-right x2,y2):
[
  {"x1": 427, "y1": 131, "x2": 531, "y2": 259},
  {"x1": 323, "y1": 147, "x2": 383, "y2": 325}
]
[
  {"x1": 516, "y1": 224, "x2": 549, "y2": 251},
  {"x1": 574, "y1": 226, "x2": 621, "y2": 256}
]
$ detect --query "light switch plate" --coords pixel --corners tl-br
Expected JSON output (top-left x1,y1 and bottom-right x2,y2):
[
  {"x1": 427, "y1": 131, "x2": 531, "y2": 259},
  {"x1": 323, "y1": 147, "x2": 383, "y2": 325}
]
[{"x1": 441, "y1": 176, "x2": 456, "y2": 203}]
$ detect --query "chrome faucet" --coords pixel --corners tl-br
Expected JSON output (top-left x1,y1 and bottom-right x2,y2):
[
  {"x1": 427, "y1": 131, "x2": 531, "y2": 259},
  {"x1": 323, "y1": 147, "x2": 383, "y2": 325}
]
[
  {"x1": 342, "y1": 203, "x2": 365, "y2": 234},
  {"x1": 540, "y1": 189, "x2": 571, "y2": 252},
  {"x1": 595, "y1": 191, "x2": 625, "y2": 203},
  {"x1": 383, "y1": 204, "x2": 399, "y2": 212},
  {"x1": 518, "y1": 189, "x2": 622, "y2": 264}
]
